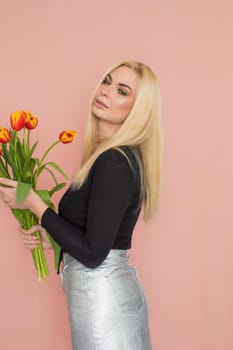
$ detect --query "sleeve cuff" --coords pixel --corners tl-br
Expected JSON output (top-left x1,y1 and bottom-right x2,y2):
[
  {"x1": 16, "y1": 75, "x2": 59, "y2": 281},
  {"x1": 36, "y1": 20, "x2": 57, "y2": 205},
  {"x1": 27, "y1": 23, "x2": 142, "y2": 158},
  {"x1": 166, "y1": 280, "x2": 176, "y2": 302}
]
[{"x1": 41, "y1": 207, "x2": 55, "y2": 227}]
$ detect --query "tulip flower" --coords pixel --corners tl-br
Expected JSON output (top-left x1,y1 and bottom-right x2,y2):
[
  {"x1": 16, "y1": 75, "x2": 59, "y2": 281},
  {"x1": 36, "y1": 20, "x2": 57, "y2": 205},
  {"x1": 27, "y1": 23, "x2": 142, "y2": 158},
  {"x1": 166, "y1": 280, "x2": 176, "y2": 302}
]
[
  {"x1": 0, "y1": 110, "x2": 77, "y2": 281},
  {"x1": 0, "y1": 127, "x2": 11, "y2": 143},
  {"x1": 10, "y1": 111, "x2": 26, "y2": 131},
  {"x1": 59, "y1": 130, "x2": 76, "y2": 144},
  {"x1": 24, "y1": 111, "x2": 38, "y2": 130}
]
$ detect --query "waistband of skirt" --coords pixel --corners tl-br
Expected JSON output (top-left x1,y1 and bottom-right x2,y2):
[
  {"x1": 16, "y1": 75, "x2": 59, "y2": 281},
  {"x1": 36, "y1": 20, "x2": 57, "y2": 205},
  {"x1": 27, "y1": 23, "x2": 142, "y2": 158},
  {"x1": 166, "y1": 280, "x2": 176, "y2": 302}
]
[{"x1": 62, "y1": 249, "x2": 131, "y2": 270}]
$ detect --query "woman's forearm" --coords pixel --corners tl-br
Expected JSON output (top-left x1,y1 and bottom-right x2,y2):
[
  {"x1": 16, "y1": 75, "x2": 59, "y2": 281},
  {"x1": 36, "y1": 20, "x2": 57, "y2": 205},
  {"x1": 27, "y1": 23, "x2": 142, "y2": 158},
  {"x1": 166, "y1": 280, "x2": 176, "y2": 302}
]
[{"x1": 28, "y1": 190, "x2": 49, "y2": 221}]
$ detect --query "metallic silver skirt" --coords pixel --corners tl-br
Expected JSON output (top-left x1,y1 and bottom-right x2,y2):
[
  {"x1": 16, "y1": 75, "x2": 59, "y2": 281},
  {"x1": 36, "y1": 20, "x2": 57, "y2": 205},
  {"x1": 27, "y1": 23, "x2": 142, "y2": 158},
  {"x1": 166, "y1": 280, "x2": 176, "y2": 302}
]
[{"x1": 61, "y1": 249, "x2": 152, "y2": 350}]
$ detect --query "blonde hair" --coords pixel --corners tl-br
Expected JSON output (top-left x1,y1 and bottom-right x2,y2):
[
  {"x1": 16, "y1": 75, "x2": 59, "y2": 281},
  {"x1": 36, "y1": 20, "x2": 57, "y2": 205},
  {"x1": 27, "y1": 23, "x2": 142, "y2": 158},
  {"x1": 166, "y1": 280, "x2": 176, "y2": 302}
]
[{"x1": 71, "y1": 60, "x2": 163, "y2": 222}]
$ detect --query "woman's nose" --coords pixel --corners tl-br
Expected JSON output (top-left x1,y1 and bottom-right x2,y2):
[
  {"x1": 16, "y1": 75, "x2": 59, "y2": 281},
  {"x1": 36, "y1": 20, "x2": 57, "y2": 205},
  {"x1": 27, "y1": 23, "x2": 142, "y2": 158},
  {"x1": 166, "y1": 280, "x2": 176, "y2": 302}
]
[{"x1": 100, "y1": 84, "x2": 111, "y2": 96}]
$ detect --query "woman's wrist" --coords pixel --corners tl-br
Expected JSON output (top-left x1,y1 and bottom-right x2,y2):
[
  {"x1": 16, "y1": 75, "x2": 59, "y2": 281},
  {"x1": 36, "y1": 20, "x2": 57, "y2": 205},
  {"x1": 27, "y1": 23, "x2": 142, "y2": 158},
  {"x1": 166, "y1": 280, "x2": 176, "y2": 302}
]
[{"x1": 28, "y1": 190, "x2": 49, "y2": 220}]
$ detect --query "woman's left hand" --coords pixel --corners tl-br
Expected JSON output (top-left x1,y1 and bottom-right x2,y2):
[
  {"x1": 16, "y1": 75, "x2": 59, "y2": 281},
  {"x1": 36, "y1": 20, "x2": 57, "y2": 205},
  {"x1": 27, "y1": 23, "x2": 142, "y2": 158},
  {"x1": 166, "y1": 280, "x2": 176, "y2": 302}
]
[{"x1": 0, "y1": 177, "x2": 32, "y2": 210}]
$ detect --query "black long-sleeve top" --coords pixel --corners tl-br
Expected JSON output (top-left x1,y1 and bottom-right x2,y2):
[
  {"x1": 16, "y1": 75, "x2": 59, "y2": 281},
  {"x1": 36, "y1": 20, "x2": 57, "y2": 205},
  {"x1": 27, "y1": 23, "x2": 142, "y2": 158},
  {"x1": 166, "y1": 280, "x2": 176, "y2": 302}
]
[{"x1": 41, "y1": 146, "x2": 142, "y2": 269}]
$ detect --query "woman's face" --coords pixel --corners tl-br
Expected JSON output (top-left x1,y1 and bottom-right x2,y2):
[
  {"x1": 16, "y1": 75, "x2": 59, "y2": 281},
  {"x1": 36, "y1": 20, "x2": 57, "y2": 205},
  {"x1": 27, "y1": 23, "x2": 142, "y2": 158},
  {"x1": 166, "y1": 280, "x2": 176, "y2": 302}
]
[{"x1": 92, "y1": 66, "x2": 139, "y2": 126}]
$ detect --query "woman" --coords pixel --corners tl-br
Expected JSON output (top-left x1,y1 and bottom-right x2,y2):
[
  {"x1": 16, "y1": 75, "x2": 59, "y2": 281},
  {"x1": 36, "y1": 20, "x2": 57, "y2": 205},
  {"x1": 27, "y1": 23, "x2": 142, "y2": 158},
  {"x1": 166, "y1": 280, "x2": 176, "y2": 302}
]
[{"x1": 0, "y1": 60, "x2": 163, "y2": 349}]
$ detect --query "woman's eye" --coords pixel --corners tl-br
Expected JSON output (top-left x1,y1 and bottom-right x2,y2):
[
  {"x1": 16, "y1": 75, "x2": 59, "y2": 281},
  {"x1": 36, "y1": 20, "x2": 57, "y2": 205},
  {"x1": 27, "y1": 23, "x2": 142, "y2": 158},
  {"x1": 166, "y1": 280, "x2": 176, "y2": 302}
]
[
  {"x1": 102, "y1": 78, "x2": 110, "y2": 85},
  {"x1": 118, "y1": 89, "x2": 127, "y2": 96}
]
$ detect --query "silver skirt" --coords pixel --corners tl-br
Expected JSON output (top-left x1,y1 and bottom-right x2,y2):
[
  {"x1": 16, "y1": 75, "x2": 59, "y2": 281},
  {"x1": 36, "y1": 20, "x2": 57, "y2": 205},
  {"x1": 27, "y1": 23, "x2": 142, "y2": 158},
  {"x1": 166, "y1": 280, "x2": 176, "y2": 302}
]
[{"x1": 61, "y1": 249, "x2": 152, "y2": 350}]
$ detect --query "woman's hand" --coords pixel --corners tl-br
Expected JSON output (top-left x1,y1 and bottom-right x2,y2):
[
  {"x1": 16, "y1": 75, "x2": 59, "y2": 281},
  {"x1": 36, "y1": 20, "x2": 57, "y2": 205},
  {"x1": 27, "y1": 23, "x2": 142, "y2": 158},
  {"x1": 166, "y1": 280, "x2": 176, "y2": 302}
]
[
  {"x1": 19, "y1": 225, "x2": 52, "y2": 250},
  {"x1": 0, "y1": 177, "x2": 49, "y2": 220},
  {"x1": 0, "y1": 178, "x2": 31, "y2": 210}
]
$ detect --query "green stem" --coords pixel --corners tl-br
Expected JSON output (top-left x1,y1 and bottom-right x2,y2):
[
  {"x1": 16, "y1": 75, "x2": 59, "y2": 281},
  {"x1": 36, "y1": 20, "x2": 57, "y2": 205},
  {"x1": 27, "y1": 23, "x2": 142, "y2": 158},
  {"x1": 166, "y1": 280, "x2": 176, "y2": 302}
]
[
  {"x1": 14, "y1": 132, "x2": 22, "y2": 177},
  {"x1": 33, "y1": 140, "x2": 61, "y2": 188},
  {"x1": 39, "y1": 140, "x2": 60, "y2": 166},
  {"x1": 13, "y1": 131, "x2": 17, "y2": 166},
  {"x1": 0, "y1": 157, "x2": 9, "y2": 178},
  {"x1": 18, "y1": 209, "x2": 49, "y2": 281},
  {"x1": 2, "y1": 143, "x2": 9, "y2": 172},
  {"x1": 23, "y1": 128, "x2": 27, "y2": 152},
  {"x1": 27, "y1": 129, "x2": 30, "y2": 151}
]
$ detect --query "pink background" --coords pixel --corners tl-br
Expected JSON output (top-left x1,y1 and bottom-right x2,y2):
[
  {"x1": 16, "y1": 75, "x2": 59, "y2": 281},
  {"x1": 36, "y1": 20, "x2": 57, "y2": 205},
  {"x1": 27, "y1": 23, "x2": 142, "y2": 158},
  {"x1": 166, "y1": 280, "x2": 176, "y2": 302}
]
[{"x1": 0, "y1": 1, "x2": 232, "y2": 349}]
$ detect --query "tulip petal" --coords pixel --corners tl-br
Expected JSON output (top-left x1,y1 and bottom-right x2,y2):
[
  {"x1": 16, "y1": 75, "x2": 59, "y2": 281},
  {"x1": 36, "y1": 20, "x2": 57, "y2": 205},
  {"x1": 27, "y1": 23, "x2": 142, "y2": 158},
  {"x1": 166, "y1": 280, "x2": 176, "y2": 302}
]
[
  {"x1": 59, "y1": 130, "x2": 76, "y2": 144},
  {"x1": 10, "y1": 111, "x2": 26, "y2": 131}
]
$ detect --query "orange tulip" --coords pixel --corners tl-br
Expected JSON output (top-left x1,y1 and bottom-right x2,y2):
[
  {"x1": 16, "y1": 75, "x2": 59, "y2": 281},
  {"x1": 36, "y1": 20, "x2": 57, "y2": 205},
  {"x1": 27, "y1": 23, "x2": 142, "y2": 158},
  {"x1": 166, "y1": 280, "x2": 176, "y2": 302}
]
[
  {"x1": 59, "y1": 130, "x2": 76, "y2": 144},
  {"x1": 10, "y1": 111, "x2": 26, "y2": 131},
  {"x1": 24, "y1": 111, "x2": 38, "y2": 130},
  {"x1": 0, "y1": 127, "x2": 11, "y2": 143}
]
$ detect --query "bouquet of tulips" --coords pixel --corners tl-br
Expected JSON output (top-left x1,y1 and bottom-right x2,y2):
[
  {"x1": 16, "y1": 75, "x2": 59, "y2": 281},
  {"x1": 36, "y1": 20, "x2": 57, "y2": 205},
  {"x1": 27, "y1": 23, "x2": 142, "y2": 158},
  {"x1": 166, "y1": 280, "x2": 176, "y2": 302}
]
[{"x1": 0, "y1": 111, "x2": 76, "y2": 281}]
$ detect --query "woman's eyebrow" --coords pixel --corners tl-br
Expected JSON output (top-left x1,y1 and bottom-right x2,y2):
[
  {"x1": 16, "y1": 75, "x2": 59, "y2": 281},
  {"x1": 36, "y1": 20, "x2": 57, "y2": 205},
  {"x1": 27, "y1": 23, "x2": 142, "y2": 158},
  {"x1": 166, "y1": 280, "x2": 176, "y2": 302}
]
[
  {"x1": 118, "y1": 83, "x2": 132, "y2": 92},
  {"x1": 107, "y1": 73, "x2": 132, "y2": 92}
]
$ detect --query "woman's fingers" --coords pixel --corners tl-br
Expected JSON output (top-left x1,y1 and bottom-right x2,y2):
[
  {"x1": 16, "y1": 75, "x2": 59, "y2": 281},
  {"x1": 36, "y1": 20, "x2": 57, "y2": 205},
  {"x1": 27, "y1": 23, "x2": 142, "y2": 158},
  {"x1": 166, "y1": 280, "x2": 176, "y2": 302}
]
[
  {"x1": 18, "y1": 224, "x2": 52, "y2": 250},
  {"x1": 19, "y1": 225, "x2": 41, "y2": 250},
  {"x1": 0, "y1": 177, "x2": 17, "y2": 187},
  {"x1": 20, "y1": 233, "x2": 40, "y2": 249},
  {"x1": 18, "y1": 224, "x2": 43, "y2": 235},
  {"x1": 0, "y1": 185, "x2": 19, "y2": 208}
]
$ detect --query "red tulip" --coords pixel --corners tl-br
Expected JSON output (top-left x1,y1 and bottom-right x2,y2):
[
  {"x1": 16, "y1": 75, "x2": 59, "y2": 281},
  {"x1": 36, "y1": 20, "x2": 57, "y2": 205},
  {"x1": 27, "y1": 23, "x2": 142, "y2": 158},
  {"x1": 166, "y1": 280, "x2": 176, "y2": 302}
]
[
  {"x1": 24, "y1": 111, "x2": 38, "y2": 130},
  {"x1": 0, "y1": 145, "x2": 2, "y2": 156},
  {"x1": 59, "y1": 130, "x2": 76, "y2": 144},
  {"x1": 0, "y1": 127, "x2": 11, "y2": 143},
  {"x1": 10, "y1": 111, "x2": 26, "y2": 131}
]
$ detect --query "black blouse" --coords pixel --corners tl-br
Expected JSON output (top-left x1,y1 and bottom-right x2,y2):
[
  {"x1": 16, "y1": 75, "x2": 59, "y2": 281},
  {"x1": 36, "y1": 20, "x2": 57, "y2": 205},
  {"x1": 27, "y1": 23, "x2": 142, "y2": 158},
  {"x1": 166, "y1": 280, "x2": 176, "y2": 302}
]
[{"x1": 41, "y1": 147, "x2": 142, "y2": 269}]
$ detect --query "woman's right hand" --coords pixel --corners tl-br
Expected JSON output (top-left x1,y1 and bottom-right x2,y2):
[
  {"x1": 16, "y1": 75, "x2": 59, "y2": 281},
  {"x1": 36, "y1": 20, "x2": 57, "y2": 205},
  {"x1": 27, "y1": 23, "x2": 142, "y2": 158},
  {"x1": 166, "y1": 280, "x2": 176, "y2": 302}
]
[{"x1": 19, "y1": 224, "x2": 52, "y2": 250}]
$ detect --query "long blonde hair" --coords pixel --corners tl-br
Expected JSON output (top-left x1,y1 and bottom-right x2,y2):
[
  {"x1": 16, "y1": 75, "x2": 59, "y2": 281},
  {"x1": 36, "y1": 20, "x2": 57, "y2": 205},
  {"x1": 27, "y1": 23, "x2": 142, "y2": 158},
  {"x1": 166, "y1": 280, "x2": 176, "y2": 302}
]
[{"x1": 71, "y1": 60, "x2": 163, "y2": 222}]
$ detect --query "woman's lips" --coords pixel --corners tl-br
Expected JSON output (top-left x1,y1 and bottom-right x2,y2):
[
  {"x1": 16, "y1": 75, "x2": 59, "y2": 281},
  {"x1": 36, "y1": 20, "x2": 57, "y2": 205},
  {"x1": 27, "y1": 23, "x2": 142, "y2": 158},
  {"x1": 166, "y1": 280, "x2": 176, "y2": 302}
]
[{"x1": 95, "y1": 98, "x2": 109, "y2": 109}]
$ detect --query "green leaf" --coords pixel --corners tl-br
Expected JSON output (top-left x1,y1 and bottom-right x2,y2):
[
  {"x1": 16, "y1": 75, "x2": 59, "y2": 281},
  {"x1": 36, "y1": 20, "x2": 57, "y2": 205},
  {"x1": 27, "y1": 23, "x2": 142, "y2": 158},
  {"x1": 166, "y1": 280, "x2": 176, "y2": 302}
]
[
  {"x1": 16, "y1": 141, "x2": 25, "y2": 164},
  {"x1": 47, "y1": 233, "x2": 62, "y2": 272},
  {"x1": 46, "y1": 162, "x2": 68, "y2": 179},
  {"x1": 36, "y1": 190, "x2": 52, "y2": 206},
  {"x1": 34, "y1": 158, "x2": 40, "y2": 166},
  {"x1": 23, "y1": 171, "x2": 33, "y2": 183},
  {"x1": 33, "y1": 163, "x2": 46, "y2": 180},
  {"x1": 22, "y1": 141, "x2": 38, "y2": 175},
  {"x1": 16, "y1": 182, "x2": 32, "y2": 204},
  {"x1": 2, "y1": 144, "x2": 21, "y2": 180},
  {"x1": 2, "y1": 143, "x2": 9, "y2": 163},
  {"x1": 44, "y1": 167, "x2": 58, "y2": 184},
  {"x1": 49, "y1": 182, "x2": 66, "y2": 197},
  {"x1": 11, "y1": 208, "x2": 26, "y2": 225},
  {"x1": 29, "y1": 158, "x2": 36, "y2": 174},
  {"x1": 30, "y1": 140, "x2": 39, "y2": 154},
  {"x1": 0, "y1": 158, "x2": 9, "y2": 178}
]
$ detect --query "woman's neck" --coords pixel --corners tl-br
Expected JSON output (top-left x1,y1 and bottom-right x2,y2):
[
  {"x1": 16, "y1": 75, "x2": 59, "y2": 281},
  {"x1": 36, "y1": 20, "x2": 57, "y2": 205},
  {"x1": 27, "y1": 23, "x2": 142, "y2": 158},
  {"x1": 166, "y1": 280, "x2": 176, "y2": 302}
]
[{"x1": 97, "y1": 120, "x2": 120, "y2": 143}]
